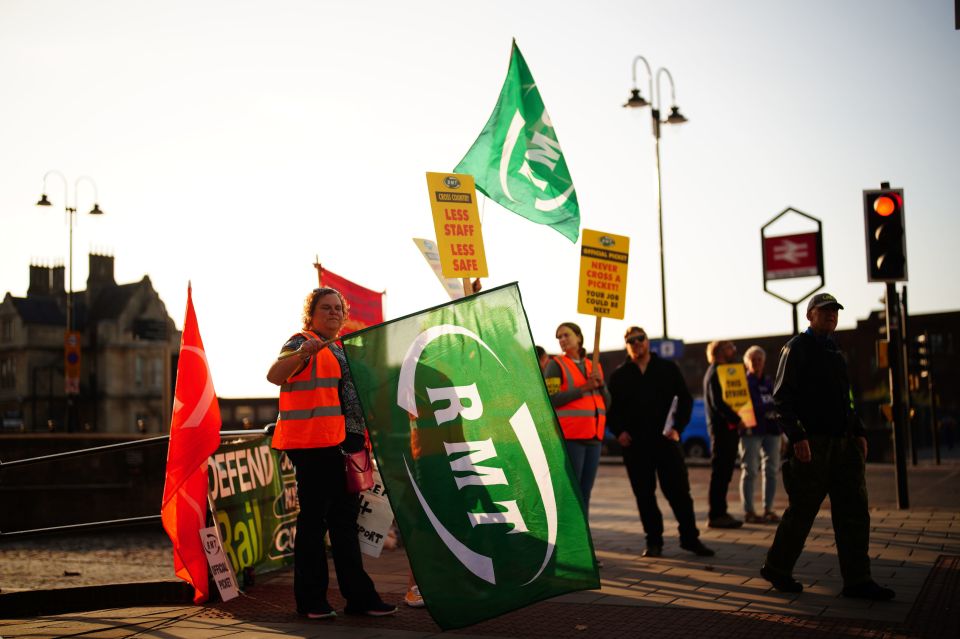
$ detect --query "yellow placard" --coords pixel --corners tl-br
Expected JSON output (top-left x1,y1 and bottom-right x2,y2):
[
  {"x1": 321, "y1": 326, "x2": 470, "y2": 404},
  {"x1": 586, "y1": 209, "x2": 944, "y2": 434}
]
[
  {"x1": 544, "y1": 376, "x2": 561, "y2": 395},
  {"x1": 717, "y1": 363, "x2": 757, "y2": 427},
  {"x1": 577, "y1": 228, "x2": 629, "y2": 320},
  {"x1": 425, "y1": 172, "x2": 488, "y2": 279}
]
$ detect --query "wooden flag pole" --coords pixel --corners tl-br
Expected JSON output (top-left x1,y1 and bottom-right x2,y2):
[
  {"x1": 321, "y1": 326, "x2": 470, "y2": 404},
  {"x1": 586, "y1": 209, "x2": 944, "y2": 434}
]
[
  {"x1": 592, "y1": 316, "x2": 602, "y2": 369},
  {"x1": 462, "y1": 277, "x2": 472, "y2": 298}
]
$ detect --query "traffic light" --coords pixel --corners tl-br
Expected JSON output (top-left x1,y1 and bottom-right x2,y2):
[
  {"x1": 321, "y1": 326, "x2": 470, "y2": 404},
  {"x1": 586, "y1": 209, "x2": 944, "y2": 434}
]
[
  {"x1": 863, "y1": 188, "x2": 907, "y2": 282},
  {"x1": 908, "y1": 333, "x2": 931, "y2": 379}
]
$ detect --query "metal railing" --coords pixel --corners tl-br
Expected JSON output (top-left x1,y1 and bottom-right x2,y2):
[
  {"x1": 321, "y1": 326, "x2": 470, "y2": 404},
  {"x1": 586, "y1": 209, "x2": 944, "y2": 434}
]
[{"x1": 0, "y1": 425, "x2": 275, "y2": 540}]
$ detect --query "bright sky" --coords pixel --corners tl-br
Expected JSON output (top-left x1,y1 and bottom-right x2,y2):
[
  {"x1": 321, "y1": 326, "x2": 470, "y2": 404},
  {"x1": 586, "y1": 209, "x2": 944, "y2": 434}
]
[{"x1": 2, "y1": 1, "x2": 958, "y2": 398}]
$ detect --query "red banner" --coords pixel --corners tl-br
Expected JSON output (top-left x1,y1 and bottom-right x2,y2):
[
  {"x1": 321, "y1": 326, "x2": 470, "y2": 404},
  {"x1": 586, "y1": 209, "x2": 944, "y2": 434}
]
[
  {"x1": 763, "y1": 232, "x2": 820, "y2": 280},
  {"x1": 318, "y1": 267, "x2": 384, "y2": 336},
  {"x1": 161, "y1": 286, "x2": 222, "y2": 604}
]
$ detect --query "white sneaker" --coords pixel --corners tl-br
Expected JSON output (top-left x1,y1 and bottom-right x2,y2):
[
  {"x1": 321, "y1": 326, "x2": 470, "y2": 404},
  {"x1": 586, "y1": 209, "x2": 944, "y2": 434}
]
[{"x1": 405, "y1": 585, "x2": 425, "y2": 608}]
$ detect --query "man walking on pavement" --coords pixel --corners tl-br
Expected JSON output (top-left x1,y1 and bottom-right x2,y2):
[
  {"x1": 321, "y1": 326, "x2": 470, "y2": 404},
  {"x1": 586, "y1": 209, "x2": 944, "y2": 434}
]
[
  {"x1": 760, "y1": 293, "x2": 895, "y2": 600},
  {"x1": 607, "y1": 326, "x2": 714, "y2": 558},
  {"x1": 704, "y1": 340, "x2": 745, "y2": 529}
]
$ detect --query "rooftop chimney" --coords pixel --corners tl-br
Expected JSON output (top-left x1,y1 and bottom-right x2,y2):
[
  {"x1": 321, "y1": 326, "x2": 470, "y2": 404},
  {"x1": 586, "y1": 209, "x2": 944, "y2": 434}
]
[
  {"x1": 86, "y1": 253, "x2": 116, "y2": 302},
  {"x1": 27, "y1": 263, "x2": 51, "y2": 297}
]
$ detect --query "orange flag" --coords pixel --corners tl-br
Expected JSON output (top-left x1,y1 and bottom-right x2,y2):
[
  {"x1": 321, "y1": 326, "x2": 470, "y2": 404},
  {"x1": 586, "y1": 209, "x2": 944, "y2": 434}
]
[{"x1": 160, "y1": 285, "x2": 222, "y2": 604}]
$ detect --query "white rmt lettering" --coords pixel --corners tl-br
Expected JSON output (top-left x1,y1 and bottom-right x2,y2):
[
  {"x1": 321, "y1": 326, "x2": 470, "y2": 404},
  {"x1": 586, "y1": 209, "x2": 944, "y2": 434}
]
[
  {"x1": 427, "y1": 384, "x2": 483, "y2": 426},
  {"x1": 444, "y1": 439, "x2": 508, "y2": 489},
  {"x1": 517, "y1": 161, "x2": 548, "y2": 191},
  {"x1": 467, "y1": 500, "x2": 529, "y2": 534},
  {"x1": 524, "y1": 132, "x2": 562, "y2": 170}
]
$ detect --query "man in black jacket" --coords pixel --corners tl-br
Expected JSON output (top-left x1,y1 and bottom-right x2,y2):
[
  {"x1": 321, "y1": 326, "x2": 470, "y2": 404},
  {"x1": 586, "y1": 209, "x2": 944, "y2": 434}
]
[
  {"x1": 760, "y1": 293, "x2": 894, "y2": 601},
  {"x1": 703, "y1": 340, "x2": 745, "y2": 529},
  {"x1": 607, "y1": 326, "x2": 714, "y2": 558}
]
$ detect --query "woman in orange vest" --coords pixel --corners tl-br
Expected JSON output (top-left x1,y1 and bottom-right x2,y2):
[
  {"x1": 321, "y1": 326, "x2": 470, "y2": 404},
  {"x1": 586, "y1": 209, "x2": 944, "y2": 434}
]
[
  {"x1": 267, "y1": 287, "x2": 396, "y2": 619},
  {"x1": 544, "y1": 321, "x2": 609, "y2": 517}
]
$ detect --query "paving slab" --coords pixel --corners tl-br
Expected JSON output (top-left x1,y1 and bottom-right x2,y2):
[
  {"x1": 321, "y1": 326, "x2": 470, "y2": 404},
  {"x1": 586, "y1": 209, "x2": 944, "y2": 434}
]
[{"x1": 3, "y1": 462, "x2": 959, "y2": 637}]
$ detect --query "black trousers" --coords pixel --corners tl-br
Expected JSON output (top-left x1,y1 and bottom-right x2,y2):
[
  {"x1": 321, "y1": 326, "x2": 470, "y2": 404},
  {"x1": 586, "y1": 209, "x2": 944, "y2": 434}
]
[
  {"x1": 622, "y1": 436, "x2": 700, "y2": 546},
  {"x1": 286, "y1": 447, "x2": 378, "y2": 612},
  {"x1": 708, "y1": 427, "x2": 740, "y2": 520},
  {"x1": 765, "y1": 435, "x2": 872, "y2": 586}
]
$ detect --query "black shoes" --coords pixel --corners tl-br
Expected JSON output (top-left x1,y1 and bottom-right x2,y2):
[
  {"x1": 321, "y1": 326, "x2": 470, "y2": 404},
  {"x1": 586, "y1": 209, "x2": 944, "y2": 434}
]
[
  {"x1": 680, "y1": 540, "x2": 716, "y2": 557},
  {"x1": 760, "y1": 565, "x2": 803, "y2": 593},
  {"x1": 302, "y1": 598, "x2": 398, "y2": 619},
  {"x1": 345, "y1": 599, "x2": 398, "y2": 617},
  {"x1": 298, "y1": 602, "x2": 336, "y2": 619},
  {"x1": 842, "y1": 581, "x2": 895, "y2": 601},
  {"x1": 708, "y1": 514, "x2": 744, "y2": 529},
  {"x1": 642, "y1": 544, "x2": 663, "y2": 558}
]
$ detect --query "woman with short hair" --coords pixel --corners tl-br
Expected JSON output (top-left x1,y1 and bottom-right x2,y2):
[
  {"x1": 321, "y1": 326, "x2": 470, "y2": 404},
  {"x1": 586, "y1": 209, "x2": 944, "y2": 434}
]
[
  {"x1": 740, "y1": 345, "x2": 782, "y2": 523},
  {"x1": 267, "y1": 287, "x2": 395, "y2": 619}
]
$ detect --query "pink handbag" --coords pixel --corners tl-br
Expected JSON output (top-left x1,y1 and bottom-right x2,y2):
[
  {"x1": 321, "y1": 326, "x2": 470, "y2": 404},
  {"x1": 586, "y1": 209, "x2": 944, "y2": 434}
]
[{"x1": 344, "y1": 447, "x2": 374, "y2": 493}]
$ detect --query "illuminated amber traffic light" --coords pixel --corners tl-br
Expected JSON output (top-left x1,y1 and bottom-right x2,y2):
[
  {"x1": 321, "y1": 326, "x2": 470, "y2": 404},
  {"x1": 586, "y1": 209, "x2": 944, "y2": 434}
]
[
  {"x1": 873, "y1": 195, "x2": 896, "y2": 216},
  {"x1": 863, "y1": 188, "x2": 907, "y2": 282}
]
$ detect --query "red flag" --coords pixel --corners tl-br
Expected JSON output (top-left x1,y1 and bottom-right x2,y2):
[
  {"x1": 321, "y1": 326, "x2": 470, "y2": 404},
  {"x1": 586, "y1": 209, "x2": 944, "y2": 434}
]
[
  {"x1": 317, "y1": 266, "x2": 384, "y2": 336},
  {"x1": 161, "y1": 285, "x2": 222, "y2": 604}
]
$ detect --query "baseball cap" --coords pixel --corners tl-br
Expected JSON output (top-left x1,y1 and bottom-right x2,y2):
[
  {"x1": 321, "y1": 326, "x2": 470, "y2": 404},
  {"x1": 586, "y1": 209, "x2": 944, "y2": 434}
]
[{"x1": 807, "y1": 293, "x2": 844, "y2": 312}]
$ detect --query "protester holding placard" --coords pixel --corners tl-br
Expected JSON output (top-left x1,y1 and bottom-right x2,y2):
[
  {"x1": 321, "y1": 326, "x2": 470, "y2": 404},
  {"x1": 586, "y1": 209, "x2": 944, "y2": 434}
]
[
  {"x1": 544, "y1": 322, "x2": 609, "y2": 517},
  {"x1": 739, "y1": 345, "x2": 782, "y2": 524},
  {"x1": 266, "y1": 287, "x2": 396, "y2": 620},
  {"x1": 703, "y1": 340, "x2": 746, "y2": 529}
]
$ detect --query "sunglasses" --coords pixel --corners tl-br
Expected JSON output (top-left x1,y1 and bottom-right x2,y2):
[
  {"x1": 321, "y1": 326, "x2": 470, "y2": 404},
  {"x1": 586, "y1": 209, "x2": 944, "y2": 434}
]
[{"x1": 626, "y1": 334, "x2": 647, "y2": 345}]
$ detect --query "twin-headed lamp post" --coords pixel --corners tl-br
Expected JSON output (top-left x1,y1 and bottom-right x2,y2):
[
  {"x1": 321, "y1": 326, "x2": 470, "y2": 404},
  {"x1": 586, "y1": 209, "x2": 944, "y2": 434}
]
[
  {"x1": 36, "y1": 171, "x2": 104, "y2": 338},
  {"x1": 36, "y1": 171, "x2": 103, "y2": 427},
  {"x1": 624, "y1": 55, "x2": 687, "y2": 340}
]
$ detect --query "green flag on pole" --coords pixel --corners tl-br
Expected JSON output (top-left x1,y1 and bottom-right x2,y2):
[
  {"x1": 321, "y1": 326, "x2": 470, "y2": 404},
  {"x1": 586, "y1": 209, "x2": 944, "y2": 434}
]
[
  {"x1": 342, "y1": 283, "x2": 598, "y2": 630},
  {"x1": 455, "y1": 41, "x2": 581, "y2": 243}
]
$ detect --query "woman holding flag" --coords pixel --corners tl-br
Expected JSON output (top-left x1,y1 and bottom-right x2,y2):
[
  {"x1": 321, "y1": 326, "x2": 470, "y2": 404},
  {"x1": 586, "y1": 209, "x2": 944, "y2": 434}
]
[
  {"x1": 544, "y1": 322, "x2": 609, "y2": 518},
  {"x1": 267, "y1": 287, "x2": 396, "y2": 619}
]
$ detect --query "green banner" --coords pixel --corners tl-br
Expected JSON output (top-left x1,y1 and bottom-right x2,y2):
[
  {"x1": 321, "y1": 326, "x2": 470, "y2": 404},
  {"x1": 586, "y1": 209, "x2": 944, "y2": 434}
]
[
  {"x1": 208, "y1": 436, "x2": 297, "y2": 578},
  {"x1": 342, "y1": 283, "x2": 598, "y2": 630},
  {"x1": 455, "y1": 40, "x2": 581, "y2": 243}
]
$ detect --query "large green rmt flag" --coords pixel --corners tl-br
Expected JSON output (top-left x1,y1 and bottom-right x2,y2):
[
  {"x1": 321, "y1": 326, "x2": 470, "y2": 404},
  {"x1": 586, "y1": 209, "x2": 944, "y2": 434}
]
[
  {"x1": 455, "y1": 41, "x2": 581, "y2": 243},
  {"x1": 342, "y1": 284, "x2": 598, "y2": 629}
]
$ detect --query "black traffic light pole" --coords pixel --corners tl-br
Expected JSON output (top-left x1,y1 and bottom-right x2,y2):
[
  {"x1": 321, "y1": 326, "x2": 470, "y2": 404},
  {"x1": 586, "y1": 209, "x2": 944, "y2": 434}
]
[
  {"x1": 930, "y1": 368, "x2": 941, "y2": 465},
  {"x1": 902, "y1": 286, "x2": 917, "y2": 467},
  {"x1": 871, "y1": 180, "x2": 910, "y2": 508},
  {"x1": 885, "y1": 282, "x2": 910, "y2": 508}
]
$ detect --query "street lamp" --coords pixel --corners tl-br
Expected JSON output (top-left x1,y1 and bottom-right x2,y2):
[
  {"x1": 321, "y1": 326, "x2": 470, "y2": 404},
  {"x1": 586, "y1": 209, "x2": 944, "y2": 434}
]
[
  {"x1": 36, "y1": 171, "x2": 104, "y2": 423},
  {"x1": 624, "y1": 55, "x2": 688, "y2": 339}
]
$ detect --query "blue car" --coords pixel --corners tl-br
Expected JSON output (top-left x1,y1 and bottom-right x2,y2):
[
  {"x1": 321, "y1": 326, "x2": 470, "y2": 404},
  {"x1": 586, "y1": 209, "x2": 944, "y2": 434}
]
[
  {"x1": 602, "y1": 398, "x2": 711, "y2": 459},
  {"x1": 680, "y1": 399, "x2": 711, "y2": 459}
]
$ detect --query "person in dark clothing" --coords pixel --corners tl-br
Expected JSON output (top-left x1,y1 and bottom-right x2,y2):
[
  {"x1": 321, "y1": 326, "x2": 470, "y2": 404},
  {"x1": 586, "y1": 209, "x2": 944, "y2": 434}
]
[
  {"x1": 760, "y1": 293, "x2": 895, "y2": 601},
  {"x1": 607, "y1": 326, "x2": 714, "y2": 558},
  {"x1": 703, "y1": 340, "x2": 745, "y2": 529}
]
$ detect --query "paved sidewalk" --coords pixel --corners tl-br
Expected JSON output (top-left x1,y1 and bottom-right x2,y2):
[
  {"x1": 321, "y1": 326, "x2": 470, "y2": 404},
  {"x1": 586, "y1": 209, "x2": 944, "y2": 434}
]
[{"x1": 2, "y1": 461, "x2": 958, "y2": 638}]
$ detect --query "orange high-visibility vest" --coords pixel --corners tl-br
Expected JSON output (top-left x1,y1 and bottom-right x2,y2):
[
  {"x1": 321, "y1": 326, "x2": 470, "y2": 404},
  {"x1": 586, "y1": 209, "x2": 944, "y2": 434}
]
[
  {"x1": 272, "y1": 330, "x2": 345, "y2": 450},
  {"x1": 552, "y1": 355, "x2": 606, "y2": 440}
]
